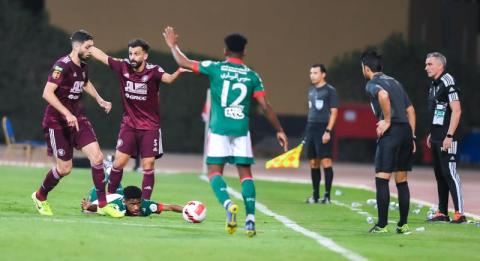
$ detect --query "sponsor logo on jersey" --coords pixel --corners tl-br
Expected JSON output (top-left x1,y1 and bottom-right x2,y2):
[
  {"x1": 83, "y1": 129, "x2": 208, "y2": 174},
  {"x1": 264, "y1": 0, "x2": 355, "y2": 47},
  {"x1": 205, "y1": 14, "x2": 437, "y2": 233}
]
[
  {"x1": 224, "y1": 105, "x2": 245, "y2": 120},
  {"x1": 201, "y1": 61, "x2": 212, "y2": 67},
  {"x1": 116, "y1": 139, "x2": 123, "y2": 149},
  {"x1": 149, "y1": 204, "x2": 157, "y2": 212},
  {"x1": 125, "y1": 93, "x2": 147, "y2": 101},
  {"x1": 52, "y1": 66, "x2": 63, "y2": 79},
  {"x1": 68, "y1": 94, "x2": 80, "y2": 100},
  {"x1": 125, "y1": 81, "x2": 147, "y2": 95}
]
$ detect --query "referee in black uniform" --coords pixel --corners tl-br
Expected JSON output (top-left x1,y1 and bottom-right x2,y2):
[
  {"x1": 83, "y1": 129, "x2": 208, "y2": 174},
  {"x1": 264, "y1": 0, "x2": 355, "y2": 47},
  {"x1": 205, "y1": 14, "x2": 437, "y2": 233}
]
[
  {"x1": 361, "y1": 51, "x2": 416, "y2": 234},
  {"x1": 304, "y1": 64, "x2": 338, "y2": 204},
  {"x1": 425, "y1": 52, "x2": 466, "y2": 223}
]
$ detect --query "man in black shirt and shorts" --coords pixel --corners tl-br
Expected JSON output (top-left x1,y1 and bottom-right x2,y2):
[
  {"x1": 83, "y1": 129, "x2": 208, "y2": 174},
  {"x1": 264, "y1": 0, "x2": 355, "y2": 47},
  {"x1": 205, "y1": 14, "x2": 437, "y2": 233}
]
[
  {"x1": 304, "y1": 64, "x2": 338, "y2": 204},
  {"x1": 425, "y1": 52, "x2": 466, "y2": 223},
  {"x1": 361, "y1": 51, "x2": 416, "y2": 234}
]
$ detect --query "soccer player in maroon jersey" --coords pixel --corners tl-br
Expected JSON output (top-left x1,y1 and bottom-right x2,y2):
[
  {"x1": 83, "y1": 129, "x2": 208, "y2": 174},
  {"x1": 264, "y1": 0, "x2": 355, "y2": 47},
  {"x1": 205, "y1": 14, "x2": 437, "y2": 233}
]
[
  {"x1": 90, "y1": 39, "x2": 187, "y2": 200},
  {"x1": 31, "y1": 30, "x2": 124, "y2": 218}
]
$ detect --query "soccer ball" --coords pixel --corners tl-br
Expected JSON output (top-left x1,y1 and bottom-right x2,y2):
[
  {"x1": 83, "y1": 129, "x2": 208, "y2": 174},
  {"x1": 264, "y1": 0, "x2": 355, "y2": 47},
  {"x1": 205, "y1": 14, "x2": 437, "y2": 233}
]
[{"x1": 182, "y1": 201, "x2": 207, "y2": 223}]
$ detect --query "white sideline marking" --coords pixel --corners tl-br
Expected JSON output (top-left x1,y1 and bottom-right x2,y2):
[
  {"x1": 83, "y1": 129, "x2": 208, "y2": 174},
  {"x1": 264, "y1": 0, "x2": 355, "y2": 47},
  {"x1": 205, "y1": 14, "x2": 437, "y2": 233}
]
[{"x1": 199, "y1": 175, "x2": 367, "y2": 261}]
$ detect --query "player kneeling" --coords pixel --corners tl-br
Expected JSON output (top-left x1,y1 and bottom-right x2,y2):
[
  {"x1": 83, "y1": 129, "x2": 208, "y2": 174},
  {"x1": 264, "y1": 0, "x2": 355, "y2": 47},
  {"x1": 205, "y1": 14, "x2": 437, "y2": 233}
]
[{"x1": 82, "y1": 185, "x2": 183, "y2": 217}]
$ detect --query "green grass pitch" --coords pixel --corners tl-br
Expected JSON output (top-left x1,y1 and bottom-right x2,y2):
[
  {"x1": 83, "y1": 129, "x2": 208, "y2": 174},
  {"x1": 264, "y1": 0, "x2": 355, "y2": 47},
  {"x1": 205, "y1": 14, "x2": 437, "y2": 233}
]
[{"x1": 0, "y1": 166, "x2": 478, "y2": 261}]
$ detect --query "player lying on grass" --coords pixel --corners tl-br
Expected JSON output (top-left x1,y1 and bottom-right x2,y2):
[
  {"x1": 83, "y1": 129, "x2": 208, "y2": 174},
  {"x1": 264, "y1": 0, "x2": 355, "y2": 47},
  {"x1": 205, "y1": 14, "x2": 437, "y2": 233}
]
[{"x1": 81, "y1": 185, "x2": 183, "y2": 217}]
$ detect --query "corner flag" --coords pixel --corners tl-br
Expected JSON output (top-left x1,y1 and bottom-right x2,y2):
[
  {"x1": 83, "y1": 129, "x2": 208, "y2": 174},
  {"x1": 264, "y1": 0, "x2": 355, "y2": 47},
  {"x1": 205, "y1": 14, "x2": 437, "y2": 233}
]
[{"x1": 265, "y1": 142, "x2": 304, "y2": 169}]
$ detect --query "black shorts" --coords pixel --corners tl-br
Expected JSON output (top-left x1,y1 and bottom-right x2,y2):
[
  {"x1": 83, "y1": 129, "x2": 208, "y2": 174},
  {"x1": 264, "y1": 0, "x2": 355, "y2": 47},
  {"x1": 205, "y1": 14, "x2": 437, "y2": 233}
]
[
  {"x1": 374, "y1": 123, "x2": 414, "y2": 173},
  {"x1": 305, "y1": 122, "x2": 333, "y2": 159}
]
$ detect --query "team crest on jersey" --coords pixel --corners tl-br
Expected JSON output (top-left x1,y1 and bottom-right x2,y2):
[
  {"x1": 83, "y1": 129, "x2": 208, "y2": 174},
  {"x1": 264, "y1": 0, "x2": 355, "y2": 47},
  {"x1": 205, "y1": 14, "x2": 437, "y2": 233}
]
[
  {"x1": 123, "y1": 73, "x2": 130, "y2": 78},
  {"x1": 57, "y1": 149, "x2": 65, "y2": 157},
  {"x1": 141, "y1": 75, "x2": 149, "y2": 82},
  {"x1": 73, "y1": 72, "x2": 77, "y2": 77}
]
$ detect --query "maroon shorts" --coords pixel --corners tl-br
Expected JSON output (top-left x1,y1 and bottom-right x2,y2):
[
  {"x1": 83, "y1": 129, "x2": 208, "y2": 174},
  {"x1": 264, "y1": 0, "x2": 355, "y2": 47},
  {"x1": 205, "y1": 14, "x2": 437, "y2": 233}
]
[
  {"x1": 116, "y1": 124, "x2": 163, "y2": 159},
  {"x1": 44, "y1": 120, "x2": 97, "y2": 161}
]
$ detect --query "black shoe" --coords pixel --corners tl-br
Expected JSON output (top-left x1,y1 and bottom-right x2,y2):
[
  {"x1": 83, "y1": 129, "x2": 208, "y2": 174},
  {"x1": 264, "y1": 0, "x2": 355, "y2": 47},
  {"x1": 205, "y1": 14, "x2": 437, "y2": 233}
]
[
  {"x1": 306, "y1": 196, "x2": 318, "y2": 204},
  {"x1": 450, "y1": 212, "x2": 467, "y2": 224},
  {"x1": 427, "y1": 211, "x2": 451, "y2": 222},
  {"x1": 320, "y1": 197, "x2": 331, "y2": 204}
]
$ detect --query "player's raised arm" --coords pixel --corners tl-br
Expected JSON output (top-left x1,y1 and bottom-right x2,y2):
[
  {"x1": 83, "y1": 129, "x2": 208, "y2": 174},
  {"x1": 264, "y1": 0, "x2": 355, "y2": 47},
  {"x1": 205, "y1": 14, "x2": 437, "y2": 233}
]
[
  {"x1": 84, "y1": 81, "x2": 112, "y2": 113},
  {"x1": 255, "y1": 95, "x2": 288, "y2": 151},
  {"x1": 42, "y1": 82, "x2": 79, "y2": 131},
  {"x1": 161, "y1": 68, "x2": 192, "y2": 84},
  {"x1": 163, "y1": 26, "x2": 198, "y2": 70},
  {"x1": 89, "y1": 46, "x2": 110, "y2": 65}
]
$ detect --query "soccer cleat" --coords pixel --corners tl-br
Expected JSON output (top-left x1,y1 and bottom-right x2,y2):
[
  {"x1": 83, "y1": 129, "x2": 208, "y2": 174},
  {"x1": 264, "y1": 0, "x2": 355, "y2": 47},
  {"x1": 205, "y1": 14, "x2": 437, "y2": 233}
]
[
  {"x1": 396, "y1": 224, "x2": 411, "y2": 234},
  {"x1": 31, "y1": 192, "x2": 53, "y2": 216},
  {"x1": 450, "y1": 212, "x2": 467, "y2": 224},
  {"x1": 427, "y1": 211, "x2": 450, "y2": 222},
  {"x1": 369, "y1": 224, "x2": 388, "y2": 234},
  {"x1": 225, "y1": 203, "x2": 239, "y2": 234},
  {"x1": 97, "y1": 203, "x2": 124, "y2": 218},
  {"x1": 245, "y1": 220, "x2": 256, "y2": 237},
  {"x1": 305, "y1": 196, "x2": 319, "y2": 204},
  {"x1": 320, "y1": 197, "x2": 331, "y2": 204}
]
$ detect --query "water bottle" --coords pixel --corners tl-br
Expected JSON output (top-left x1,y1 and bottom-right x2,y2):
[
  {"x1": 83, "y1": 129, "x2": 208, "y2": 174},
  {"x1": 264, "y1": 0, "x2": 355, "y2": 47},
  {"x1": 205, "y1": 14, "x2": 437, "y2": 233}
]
[
  {"x1": 415, "y1": 227, "x2": 425, "y2": 232},
  {"x1": 335, "y1": 190, "x2": 343, "y2": 196},
  {"x1": 351, "y1": 202, "x2": 360, "y2": 208},
  {"x1": 366, "y1": 199, "x2": 377, "y2": 205}
]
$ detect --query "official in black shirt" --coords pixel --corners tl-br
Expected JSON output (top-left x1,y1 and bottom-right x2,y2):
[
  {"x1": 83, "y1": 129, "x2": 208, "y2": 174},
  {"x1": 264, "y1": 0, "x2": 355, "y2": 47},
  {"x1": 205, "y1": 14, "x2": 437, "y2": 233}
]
[
  {"x1": 304, "y1": 64, "x2": 339, "y2": 204},
  {"x1": 425, "y1": 52, "x2": 466, "y2": 223},
  {"x1": 361, "y1": 51, "x2": 416, "y2": 234}
]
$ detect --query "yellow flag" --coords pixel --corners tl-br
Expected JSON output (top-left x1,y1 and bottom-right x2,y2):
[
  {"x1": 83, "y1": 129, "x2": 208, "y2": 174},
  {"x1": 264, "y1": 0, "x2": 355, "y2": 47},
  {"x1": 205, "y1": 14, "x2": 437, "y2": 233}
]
[{"x1": 265, "y1": 143, "x2": 304, "y2": 169}]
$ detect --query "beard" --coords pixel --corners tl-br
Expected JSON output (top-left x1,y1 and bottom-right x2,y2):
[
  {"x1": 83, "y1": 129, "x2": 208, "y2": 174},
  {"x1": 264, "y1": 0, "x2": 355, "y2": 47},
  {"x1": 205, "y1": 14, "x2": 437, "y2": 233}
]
[
  {"x1": 78, "y1": 52, "x2": 90, "y2": 61},
  {"x1": 130, "y1": 59, "x2": 144, "y2": 69}
]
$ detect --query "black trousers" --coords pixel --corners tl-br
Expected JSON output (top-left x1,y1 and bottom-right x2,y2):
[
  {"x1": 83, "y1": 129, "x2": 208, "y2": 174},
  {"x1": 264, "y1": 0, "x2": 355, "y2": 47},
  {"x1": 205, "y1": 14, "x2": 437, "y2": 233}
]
[{"x1": 431, "y1": 140, "x2": 464, "y2": 214}]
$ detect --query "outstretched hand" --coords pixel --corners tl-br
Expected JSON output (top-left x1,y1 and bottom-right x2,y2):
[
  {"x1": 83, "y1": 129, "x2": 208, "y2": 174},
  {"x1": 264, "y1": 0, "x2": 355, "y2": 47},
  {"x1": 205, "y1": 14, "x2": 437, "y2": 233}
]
[
  {"x1": 163, "y1": 26, "x2": 178, "y2": 48},
  {"x1": 99, "y1": 99, "x2": 112, "y2": 113}
]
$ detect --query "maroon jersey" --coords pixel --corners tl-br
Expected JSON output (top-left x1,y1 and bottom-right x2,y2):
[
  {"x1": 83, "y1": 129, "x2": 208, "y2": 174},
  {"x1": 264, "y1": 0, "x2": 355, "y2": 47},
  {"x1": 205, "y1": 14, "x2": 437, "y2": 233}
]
[
  {"x1": 108, "y1": 57, "x2": 165, "y2": 130},
  {"x1": 42, "y1": 55, "x2": 89, "y2": 129}
]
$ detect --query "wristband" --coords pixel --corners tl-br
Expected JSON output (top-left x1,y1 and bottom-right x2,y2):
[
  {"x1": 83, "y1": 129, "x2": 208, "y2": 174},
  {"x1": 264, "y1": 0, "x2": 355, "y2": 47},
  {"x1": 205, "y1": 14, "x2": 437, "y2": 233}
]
[
  {"x1": 446, "y1": 134, "x2": 453, "y2": 138},
  {"x1": 325, "y1": 129, "x2": 331, "y2": 133}
]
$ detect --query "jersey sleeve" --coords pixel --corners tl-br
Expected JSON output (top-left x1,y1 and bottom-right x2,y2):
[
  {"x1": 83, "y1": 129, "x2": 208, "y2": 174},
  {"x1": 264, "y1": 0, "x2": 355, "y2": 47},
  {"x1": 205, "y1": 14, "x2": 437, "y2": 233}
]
[
  {"x1": 47, "y1": 63, "x2": 66, "y2": 85},
  {"x1": 365, "y1": 83, "x2": 382, "y2": 99},
  {"x1": 440, "y1": 74, "x2": 459, "y2": 102},
  {"x1": 108, "y1": 57, "x2": 124, "y2": 73},
  {"x1": 196, "y1": 60, "x2": 215, "y2": 76},
  {"x1": 329, "y1": 87, "x2": 339, "y2": 108},
  {"x1": 141, "y1": 200, "x2": 159, "y2": 216},
  {"x1": 252, "y1": 72, "x2": 266, "y2": 98},
  {"x1": 155, "y1": 66, "x2": 165, "y2": 81}
]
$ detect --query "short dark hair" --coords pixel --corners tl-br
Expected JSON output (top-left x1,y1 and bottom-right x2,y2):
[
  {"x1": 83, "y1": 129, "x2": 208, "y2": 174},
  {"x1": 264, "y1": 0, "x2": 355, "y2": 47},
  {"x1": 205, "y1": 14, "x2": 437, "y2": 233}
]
[
  {"x1": 360, "y1": 50, "x2": 383, "y2": 72},
  {"x1": 123, "y1": 186, "x2": 142, "y2": 199},
  {"x1": 311, "y1": 64, "x2": 327, "y2": 73},
  {"x1": 128, "y1": 38, "x2": 150, "y2": 52},
  {"x1": 224, "y1": 33, "x2": 248, "y2": 54},
  {"x1": 70, "y1": 29, "x2": 93, "y2": 43}
]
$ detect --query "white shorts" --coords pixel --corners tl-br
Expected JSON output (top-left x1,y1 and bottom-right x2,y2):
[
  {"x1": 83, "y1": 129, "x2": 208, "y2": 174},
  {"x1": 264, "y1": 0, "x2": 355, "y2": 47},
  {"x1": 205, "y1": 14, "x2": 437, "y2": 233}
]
[{"x1": 205, "y1": 130, "x2": 254, "y2": 165}]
